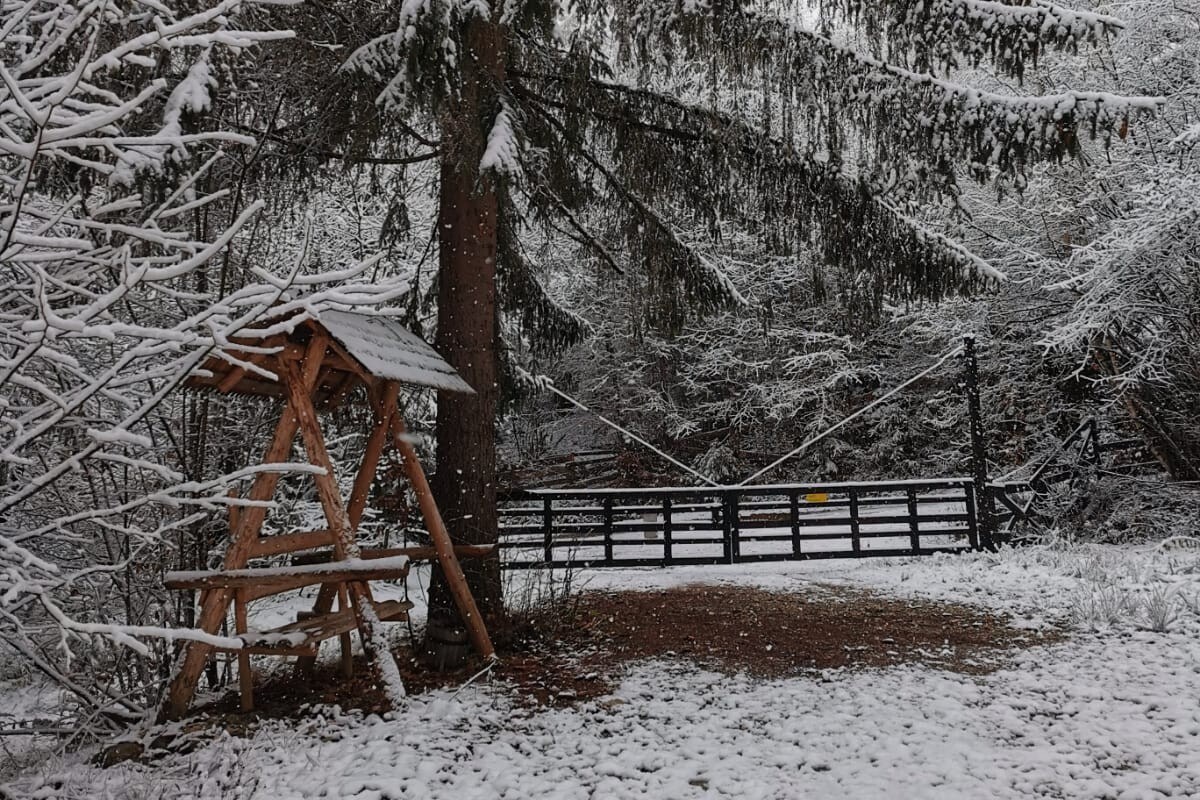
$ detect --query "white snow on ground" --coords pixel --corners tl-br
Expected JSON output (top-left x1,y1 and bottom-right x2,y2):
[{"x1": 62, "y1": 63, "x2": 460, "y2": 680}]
[{"x1": 6, "y1": 544, "x2": 1200, "y2": 799}]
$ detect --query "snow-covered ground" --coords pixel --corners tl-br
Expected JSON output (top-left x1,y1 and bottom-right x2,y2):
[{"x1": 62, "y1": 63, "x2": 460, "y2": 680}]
[{"x1": 6, "y1": 543, "x2": 1200, "y2": 799}]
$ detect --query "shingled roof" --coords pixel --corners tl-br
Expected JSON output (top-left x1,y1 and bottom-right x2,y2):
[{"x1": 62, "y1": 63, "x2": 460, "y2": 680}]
[
  {"x1": 186, "y1": 309, "x2": 474, "y2": 406},
  {"x1": 319, "y1": 310, "x2": 473, "y2": 393}
]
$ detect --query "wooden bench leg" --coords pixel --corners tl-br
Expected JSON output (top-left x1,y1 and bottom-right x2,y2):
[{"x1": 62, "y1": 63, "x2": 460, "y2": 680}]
[
  {"x1": 234, "y1": 589, "x2": 253, "y2": 712},
  {"x1": 337, "y1": 583, "x2": 353, "y2": 678},
  {"x1": 295, "y1": 583, "x2": 337, "y2": 676}
]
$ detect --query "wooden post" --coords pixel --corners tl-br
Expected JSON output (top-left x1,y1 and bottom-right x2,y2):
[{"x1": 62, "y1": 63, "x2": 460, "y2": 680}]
[
  {"x1": 848, "y1": 489, "x2": 862, "y2": 555},
  {"x1": 337, "y1": 583, "x2": 353, "y2": 678},
  {"x1": 542, "y1": 497, "x2": 553, "y2": 564},
  {"x1": 386, "y1": 392, "x2": 495, "y2": 661},
  {"x1": 281, "y1": 341, "x2": 355, "y2": 560},
  {"x1": 789, "y1": 491, "x2": 800, "y2": 558},
  {"x1": 962, "y1": 335, "x2": 998, "y2": 550},
  {"x1": 296, "y1": 381, "x2": 396, "y2": 677},
  {"x1": 963, "y1": 481, "x2": 980, "y2": 550},
  {"x1": 729, "y1": 491, "x2": 741, "y2": 563},
  {"x1": 662, "y1": 496, "x2": 673, "y2": 565},
  {"x1": 906, "y1": 488, "x2": 921, "y2": 554},
  {"x1": 164, "y1": 378, "x2": 305, "y2": 719},
  {"x1": 348, "y1": 382, "x2": 399, "y2": 530},
  {"x1": 280, "y1": 347, "x2": 381, "y2": 665},
  {"x1": 234, "y1": 589, "x2": 252, "y2": 712},
  {"x1": 720, "y1": 492, "x2": 733, "y2": 564},
  {"x1": 602, "y1": 497, "x2": 614, "y2": 564}
]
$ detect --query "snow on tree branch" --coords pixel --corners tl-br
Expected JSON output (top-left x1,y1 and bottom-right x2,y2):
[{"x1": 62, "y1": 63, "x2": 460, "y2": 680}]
[
  {"x1": 822, "y1": 0, "x2": 1125, "y2": 81},
  {"x1": 0, "y1": 0, "x2": 411, "y2": 725}
]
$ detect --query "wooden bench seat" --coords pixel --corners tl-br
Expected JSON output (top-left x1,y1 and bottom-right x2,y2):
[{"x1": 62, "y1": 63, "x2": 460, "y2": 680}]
[
  {"x1": 216, "y1": 599, "x2": 413, "y2": 656},
  {"x1": 288, "y1": 544, "x2": 495, "y2": 568}
]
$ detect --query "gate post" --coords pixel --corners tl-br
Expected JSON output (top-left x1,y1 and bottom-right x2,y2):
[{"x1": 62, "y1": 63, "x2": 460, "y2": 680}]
[
  {"x1": 962, "y1": 335, "x2": 999, "y2": 549},
  {"x1": 720, "y1": 491, "x2": 736, "y2": 564}
]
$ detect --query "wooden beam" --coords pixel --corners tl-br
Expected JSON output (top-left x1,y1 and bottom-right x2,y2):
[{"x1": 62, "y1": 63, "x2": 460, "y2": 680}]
[
  {"x1": 227, "y1": 487, "x2": 240, "y2": 534},
  {"x1": 282, "y1": 340, "x2": 355, "y2": 559},
  {"x1": 360, "y1": 544, "x2": 495, "y2": 562},
  {"x1": 324, "y1": 338, "x2": 375, "y2": 386},
  {"x1": 348, "y1": 382, "x2": 400, "y2": 532},
  {"x1": 163, "y1": 340, "x2": 325, "y2": 720},
  {"x1": 164, "y1": 400, "x2": 301, "y2": 719},
  {"x1": 385, "y1": 387, "x2": 495, "y2": 661},
  {"x1": 295, "y1": 582, "x2": 338, "y2": 676},
  {"x1": 320, "y1": 369, "x2": 362, "y2": 412},
  {"x1": 281, "y1": 341, "x2": 393, "y2": 679},
  {"x1": 234, "y1": 589, "x2": 253, "y2": 712},
  {"x1": 216, "y1": 348, "x2": 278, "y2": 394},
  {"x1": 164, "y1": 564, "x2": 412, "y2": 592},
  {"x1": 248, "y1": 529, "x2": 335, "y2": 558}
]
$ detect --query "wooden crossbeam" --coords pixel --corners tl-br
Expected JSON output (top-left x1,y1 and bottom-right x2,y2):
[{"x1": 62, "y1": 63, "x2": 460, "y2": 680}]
[
  {"x1": 385, "y1": 388, "x2": 495, "y2": 662},
  {"x1": 360, "y1": 545, "x2": 496, "y2": 562},
  {"x1": 249, "y1": 529, "x2": 335, "y2": 558},
  {"x1": 164, "y1": 337, "x2": 327, "y2": 720},
  {"x1": 295, "y1": 381, "x2": 394, "y2": 676},
  {"x1": 164, "y1": 561, "x2": 412, "y2": 592}
]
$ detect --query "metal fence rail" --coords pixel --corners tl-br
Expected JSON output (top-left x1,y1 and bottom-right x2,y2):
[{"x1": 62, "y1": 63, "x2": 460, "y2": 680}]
[
  {"x1": 498, "y1": 478, "x2": 982, "y2": 569},
  {"x1": 494, "y1": 336, "x2": 1158, "y2": 570}
]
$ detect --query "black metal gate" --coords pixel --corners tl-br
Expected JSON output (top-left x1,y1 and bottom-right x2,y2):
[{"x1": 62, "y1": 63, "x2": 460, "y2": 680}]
[{"x1": 498, "y1": 478, "x2": 983, "y2": 568}]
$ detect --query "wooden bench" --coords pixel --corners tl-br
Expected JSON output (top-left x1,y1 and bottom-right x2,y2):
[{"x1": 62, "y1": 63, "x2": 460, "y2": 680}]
[{"x1": 218, "y1": 599, "x2": 414, "y2": 656}]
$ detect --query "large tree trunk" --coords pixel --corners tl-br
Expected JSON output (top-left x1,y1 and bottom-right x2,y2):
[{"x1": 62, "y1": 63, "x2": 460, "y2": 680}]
[{"x1": 422, "y1": 17, "x2": 506, "y2": 669}]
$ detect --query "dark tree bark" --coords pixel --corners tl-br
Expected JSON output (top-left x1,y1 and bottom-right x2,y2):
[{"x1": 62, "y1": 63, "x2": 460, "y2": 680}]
[{"x1": 423, "y1": 17, "x2": 507, "y2": 668}]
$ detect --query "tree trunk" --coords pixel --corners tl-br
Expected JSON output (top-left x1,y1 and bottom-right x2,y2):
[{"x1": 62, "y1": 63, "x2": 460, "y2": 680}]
[{"x1": 422, "y1": 17, "x2": 506, "y2": 669}]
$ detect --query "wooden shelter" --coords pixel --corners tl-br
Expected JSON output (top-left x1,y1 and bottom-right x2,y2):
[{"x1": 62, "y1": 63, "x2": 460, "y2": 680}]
[{"x1": 163, "y1": 310, "x2": 494, "y2": 718}]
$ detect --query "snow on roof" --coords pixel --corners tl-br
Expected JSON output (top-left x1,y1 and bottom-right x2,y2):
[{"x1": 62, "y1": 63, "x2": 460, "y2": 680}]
[{"x1": 319, "y1": 310, "x2": 474, "y2": 394}]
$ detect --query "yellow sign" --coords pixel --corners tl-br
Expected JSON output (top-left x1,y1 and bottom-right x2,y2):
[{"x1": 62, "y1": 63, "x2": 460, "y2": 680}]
[{"x1": 804, "y1": 493, "x2": 829, "y2": 503}]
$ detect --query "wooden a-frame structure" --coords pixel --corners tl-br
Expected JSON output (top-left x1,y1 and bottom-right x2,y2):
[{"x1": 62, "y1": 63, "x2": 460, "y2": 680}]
[{"x1": 163, "y1": 310, "x2": 494, "y2": 718}]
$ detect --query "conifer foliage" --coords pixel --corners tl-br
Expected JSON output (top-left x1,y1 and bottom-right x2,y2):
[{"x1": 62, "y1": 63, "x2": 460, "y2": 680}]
[{"x1": 324, "y1": 0, "x2": 1154, "y2": 638}]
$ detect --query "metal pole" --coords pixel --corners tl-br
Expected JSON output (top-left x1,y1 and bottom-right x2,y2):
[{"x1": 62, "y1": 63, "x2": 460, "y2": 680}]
[{"x1": 962, "y1": 335, "x2": 998, "y2": 549}]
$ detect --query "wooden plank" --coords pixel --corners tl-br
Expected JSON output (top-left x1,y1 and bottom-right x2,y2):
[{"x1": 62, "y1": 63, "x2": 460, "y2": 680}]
[
  {"x1": 219, "y1": 644, "x2": 320, "y2": 657},
  {"x1": 249, "y1": 529, "x2": 335, "y2": 558},
  {"x1": 295, "y1": 582, "x2": 338, "y2": 676},
  {"x1": 386, "y1": 391, "x2": 495, "y2": 661},
  {"x1": 359, "y1": 544, "x2": 496, "y2": 561},
  {"x1": 220, "y1": 601, "x2": 412, "y2": 656},
  {"x1": 164, "y1": 564, "x2": 412, "y2": 591},
  {"x1": 337, "y1": 582, "x2": 353, "y2": 678}
]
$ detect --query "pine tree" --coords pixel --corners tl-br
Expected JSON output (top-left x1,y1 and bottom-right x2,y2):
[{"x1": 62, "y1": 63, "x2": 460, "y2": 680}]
[{"x1": 246, "y1": 0, "x2": 1154, "y2": 661}]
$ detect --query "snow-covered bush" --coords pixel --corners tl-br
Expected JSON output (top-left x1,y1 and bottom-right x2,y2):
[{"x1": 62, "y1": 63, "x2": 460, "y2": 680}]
[{"x1": 0, "y1": 0, "x2": 407, "y2": 732}]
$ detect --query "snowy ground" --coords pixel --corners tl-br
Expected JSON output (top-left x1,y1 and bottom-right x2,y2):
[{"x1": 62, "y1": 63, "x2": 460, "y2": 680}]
[{"x1": 6, "y1": 543, "x2": 1200, "y2": 799}]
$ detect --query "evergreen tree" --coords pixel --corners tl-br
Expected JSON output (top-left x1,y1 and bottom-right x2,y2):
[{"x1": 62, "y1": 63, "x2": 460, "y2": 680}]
[{"x1": 248, "y1": 0, "x2": 1153, "y2": 660}]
